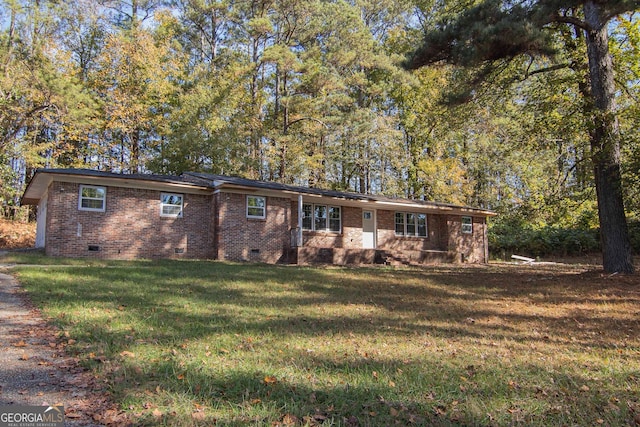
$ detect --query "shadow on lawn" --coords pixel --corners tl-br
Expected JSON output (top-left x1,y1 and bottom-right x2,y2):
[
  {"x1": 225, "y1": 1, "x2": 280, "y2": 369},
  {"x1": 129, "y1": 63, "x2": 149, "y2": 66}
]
[
  {"x1": 17, "y1": 261, "x2": 640, "y2": 425},
  {"x1": 104, "y1": 345, "x2": 638, "y2": 426},
  {"x1": 28, "y1": 261, "x2": 639, "y2": 353}
]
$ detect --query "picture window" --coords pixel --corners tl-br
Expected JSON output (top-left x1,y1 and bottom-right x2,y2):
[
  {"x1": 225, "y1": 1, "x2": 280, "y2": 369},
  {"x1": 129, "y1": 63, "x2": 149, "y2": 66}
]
[
  {"x1": 395, "y1": 212, "x2": 427, "y2": 237},
  {"x1": 302, "y1": 203, "x2": 341, "y2": 232}
]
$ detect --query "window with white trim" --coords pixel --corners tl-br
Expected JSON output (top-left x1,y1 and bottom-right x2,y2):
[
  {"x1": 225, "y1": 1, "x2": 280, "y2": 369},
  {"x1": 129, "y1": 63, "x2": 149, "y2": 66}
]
[
  {"x1": 461, "y1": 216, "x2": 473, "y2": 234},
  {"x1": 302, "y1": 204, "x2": 313, "y2": 230},
  {"x1": 161, "y1": 193, "x2": 183, "y2": 217},
  {"x1": 78, "y1": 185, "x2": 106, "y2": 212},
  {"x1": 329, "y1": 206, "x2": 341, "y2": 232},
  {"x1": 395, "y1": 212, "x2": 427, "y2": 237},
  {"x1": 302, "y1": 203, "x2": 341, "y2": 232},
  {"x1": 246, "y1": 195, "x2": 266, "y2": 219}
]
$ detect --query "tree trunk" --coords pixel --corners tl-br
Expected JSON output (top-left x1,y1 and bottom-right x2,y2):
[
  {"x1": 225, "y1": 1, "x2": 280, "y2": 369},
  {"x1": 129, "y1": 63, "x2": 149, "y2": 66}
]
[
  {"x1": 584, "y1": 1, "x2": 633, "y2": 273},
  {"x1": 131, "y1": 129, "x2": 140, "y2": 173}
]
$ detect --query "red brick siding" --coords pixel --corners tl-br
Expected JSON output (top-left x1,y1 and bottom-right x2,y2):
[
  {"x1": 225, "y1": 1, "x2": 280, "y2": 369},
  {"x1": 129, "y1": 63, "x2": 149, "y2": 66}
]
[
  {"x1": 291, "y1": 204, "x2": 362, "y2": 249},
  {"x1": 342, "y1": 206, "x2": 362, "y2": 248},
  {"x1": 447, "y1": 215, "x2": 487, "y2": 263},
  {"x1": 216, "y1": 192, "x2": 290, "y2": 263},
  {"x1": 44, "y1": 181, "x2": 213, "y2": 259},
  {"x1": 41, "y1": 180, "x2": 489, "y2": 264},
  {"x1": 376, "y1": 209, "x2": 445, "y2": 251}
]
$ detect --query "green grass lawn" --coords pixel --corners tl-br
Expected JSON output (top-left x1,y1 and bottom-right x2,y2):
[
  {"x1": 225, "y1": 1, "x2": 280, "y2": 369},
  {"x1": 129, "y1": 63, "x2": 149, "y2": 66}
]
[{"x1": 7, "y1": 256, "x2": 640, "y2": 426}]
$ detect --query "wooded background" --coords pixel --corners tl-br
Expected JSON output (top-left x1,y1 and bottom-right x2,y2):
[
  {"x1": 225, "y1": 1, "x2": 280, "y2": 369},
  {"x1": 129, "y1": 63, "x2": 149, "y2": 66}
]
[{"x1": 1, "y1": 0, "x2": 638, "y2": 257}]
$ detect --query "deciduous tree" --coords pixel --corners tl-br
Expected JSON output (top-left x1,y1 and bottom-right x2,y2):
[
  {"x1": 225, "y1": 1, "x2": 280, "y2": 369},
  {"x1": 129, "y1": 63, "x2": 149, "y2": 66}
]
[{"x1": 406, "y1": 0, "x2": 638, "y2": 273}]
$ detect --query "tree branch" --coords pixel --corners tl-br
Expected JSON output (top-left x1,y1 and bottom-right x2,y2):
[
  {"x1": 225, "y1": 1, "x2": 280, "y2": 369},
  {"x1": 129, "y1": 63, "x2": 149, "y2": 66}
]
[
  {"x1": 288, "y1": 117, "x2": 329, "y2": 128},
  {"x1": 548, "y1": 14, "x2": 590, "y2": 31},
  {"x1": 523, "y1": 62, "x2": 571, "y2": 80},
  {"x1": 615, "y1": 77, "x2": 639, "y2": 103},
  {"x1": 0, "y1": 104, "x2": 53, "y2": 147}
]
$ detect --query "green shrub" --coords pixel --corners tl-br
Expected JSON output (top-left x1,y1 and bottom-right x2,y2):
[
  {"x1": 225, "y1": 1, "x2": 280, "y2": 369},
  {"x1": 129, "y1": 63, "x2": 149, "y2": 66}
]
[{"x1": 489, "y1": 222, "x2": 600, "y2": 258}]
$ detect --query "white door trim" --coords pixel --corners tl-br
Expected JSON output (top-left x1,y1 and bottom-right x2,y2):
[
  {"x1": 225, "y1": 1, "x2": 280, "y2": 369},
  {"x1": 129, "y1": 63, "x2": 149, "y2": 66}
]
[{"x1": 362, "y1": 209, "x2": 376, "y2": 249}]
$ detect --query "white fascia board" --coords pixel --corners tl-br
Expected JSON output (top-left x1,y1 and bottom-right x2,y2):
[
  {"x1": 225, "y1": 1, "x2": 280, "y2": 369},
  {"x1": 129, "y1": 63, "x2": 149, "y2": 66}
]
[
  {"x1": 21, "y1": 174, "x2": 54, "y2": 205},
  {"x1": 371, "y1": 200, "x2": 496, "y2": 217}
]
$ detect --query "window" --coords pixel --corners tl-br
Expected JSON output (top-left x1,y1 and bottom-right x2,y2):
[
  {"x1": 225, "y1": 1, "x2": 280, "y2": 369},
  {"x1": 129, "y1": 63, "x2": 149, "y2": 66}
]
[
  {"x1": 78, "y1": 185, "x2": 106, "y2": 212},
  {"x1": 161, "y1": 193, "x2": 183, "y2": 217},
  {"x1": 462, "y1": 216, "x2": 473, "y2": 234},
  {"x1": 314, "y1": 205, "x2": 327, "y2": 230},
  {"x1": 395, "y1": 212, "x2": 405, "y2": 235},
  {"x1": 302, "y1": 203, "x2": 341, "y2": 232},
  {"x1": 302, "y1": 204, "x2": 313, "y2": 230},
  {"x1": 417, "y1": 213, "x2": 427, "y2": 237},
  {"x1": 406, "y1": 213, "x2": 416, "y2": 236},
  {"x1": 395, "y1": 212, "x2": 427, "y2": 237},
  {"x1": 329, "y1": 207, "x2": 341, "y2": 232},
  {"x1": 247, "y1": 195, "x2": 266, "y2": 219}
]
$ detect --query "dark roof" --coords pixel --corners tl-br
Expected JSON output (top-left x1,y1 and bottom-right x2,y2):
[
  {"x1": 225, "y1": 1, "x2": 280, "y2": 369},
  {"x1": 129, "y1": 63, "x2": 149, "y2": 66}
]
[
  {"x1": 20, "y1": 168, "x2": 211, "y2": 205},
  {"x1": 37, "y1": 168, "x2": 202, "y2": 186},
  {"x1": 22, "y1": 168, "x2": 495, "y2": 215},
  {"x1": 185, "y1": 172, "x2": 494, "y2": 215},
  {"x1": 184, "y1": 172, "x2": 372, "y2": 201}
]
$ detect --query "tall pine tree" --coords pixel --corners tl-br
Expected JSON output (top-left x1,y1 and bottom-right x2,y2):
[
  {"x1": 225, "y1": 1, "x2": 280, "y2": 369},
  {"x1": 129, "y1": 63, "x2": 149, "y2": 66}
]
[{"x1": 406, "y1": 0, "x2": 638, "y2": 273}]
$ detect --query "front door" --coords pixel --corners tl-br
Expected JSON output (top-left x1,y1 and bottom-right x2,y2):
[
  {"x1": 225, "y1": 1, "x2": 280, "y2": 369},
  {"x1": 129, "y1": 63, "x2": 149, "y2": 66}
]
[
  {"x1": 362, "y1": 210, "x2": 375, "y2": 249},
  {"x1": 35, "y1": 193, "x2": 47, "y2": 248}
]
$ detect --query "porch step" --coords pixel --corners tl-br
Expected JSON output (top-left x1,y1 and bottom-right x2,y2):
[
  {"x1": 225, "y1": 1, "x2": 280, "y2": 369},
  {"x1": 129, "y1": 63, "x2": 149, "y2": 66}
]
[
  {"x1": 377, "y1": 250, "x2": 414, "y2": 267},
  {"x1": 383, "y1": 254, "x2": 412, "y2": 267},
  {"x1": 292, "y1": 248, "x2": 458, "y2": 266},
  {"x1": 377, "y1": 249, "x2": 459, "y2": 267}
]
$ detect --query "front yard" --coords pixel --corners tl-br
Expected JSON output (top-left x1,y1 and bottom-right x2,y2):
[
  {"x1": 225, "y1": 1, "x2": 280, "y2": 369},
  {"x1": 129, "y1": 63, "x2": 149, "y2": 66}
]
[{"x1": 5, "y1": 256, "x2": 640, "y2": 426}]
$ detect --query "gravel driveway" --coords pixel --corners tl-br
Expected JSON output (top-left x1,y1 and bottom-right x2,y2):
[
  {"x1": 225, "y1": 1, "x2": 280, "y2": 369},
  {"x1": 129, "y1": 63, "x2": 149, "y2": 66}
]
[{"x1": 0, "y1": 269, "x2": 122, "y2": 426}]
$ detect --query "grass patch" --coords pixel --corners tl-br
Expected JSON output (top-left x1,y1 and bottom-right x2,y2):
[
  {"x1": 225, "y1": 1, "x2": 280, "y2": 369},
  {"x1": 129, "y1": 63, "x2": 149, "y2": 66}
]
[{"x1": 9, "y1": 256, "x2": 640, "y2": 426}]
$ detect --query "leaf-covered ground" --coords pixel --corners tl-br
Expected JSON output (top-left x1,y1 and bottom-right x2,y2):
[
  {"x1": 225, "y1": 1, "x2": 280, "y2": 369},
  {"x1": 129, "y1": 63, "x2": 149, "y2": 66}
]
[
  {"x1": 0, "y1": 218, "x2": 35, "y2": 249},
  {"x1": 8, "y1": 257, "x2": 640, "y2": 426}
]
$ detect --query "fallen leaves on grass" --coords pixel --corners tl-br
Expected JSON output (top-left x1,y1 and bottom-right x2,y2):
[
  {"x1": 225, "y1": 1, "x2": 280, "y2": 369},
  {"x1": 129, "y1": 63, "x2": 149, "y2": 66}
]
[
  {"x1": 264, "y1": 375, "x2": 278, "y2": 385},
  {"x1": 273, "y1": 413, "x2": 299, "y2": 426}
]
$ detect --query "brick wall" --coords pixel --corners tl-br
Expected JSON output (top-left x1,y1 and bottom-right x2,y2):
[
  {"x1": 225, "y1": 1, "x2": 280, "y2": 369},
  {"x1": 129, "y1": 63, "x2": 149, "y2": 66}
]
[
  {"x1": 296, "y1": 205, "x2": 362, "y2": 249},
  {"x1": 376, "y1": 209, "x2": 446, "y2": 252},
  {"x1": 45, "y1": 181, "x2": 213, "y2": 259},
  {"x1": 216, "y1": 192, "x2": 290, "y2": 263},
  {"x1": 41, "y1": 179, "x2": 489, "y2": 264},
  {"x1": 342, "y1": 206, "x2": 362, "y2": 248},
  {"x1": 447, "y1": 215, "x2": 487, "y2": 263}
]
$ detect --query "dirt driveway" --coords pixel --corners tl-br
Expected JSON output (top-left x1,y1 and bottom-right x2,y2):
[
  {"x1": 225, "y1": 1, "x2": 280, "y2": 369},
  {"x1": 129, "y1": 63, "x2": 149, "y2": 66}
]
[{"x1": 0, "y1": 270, "x2": 124, "y2": 426}]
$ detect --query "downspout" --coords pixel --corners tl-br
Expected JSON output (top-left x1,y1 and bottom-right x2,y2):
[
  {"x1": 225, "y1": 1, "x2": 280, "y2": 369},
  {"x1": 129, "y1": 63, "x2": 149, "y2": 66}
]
[{"x1": 297, "y1": 194, "x2": 303, "y2": 247}]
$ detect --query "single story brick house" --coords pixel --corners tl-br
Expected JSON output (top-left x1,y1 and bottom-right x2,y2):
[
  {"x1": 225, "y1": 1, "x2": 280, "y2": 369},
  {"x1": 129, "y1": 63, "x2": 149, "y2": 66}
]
[{"x1": 21, "y1": 168, "x2": 496, "y2": 265}]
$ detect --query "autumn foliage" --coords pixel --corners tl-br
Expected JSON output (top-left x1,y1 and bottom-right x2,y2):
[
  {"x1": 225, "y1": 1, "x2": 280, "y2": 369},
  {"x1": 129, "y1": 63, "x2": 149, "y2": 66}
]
[{"x1": 0, "y1": 218, "x2": 35, "y2": 249}]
